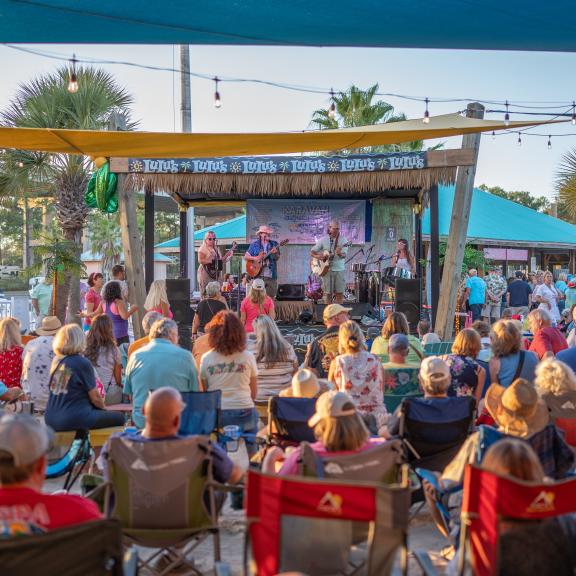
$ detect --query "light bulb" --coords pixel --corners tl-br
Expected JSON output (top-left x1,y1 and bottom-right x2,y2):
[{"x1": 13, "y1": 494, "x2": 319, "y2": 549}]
[
  {"x1": 213, "y1": 76, "x2": 221, "y2": 109},
  {"x1": 491, "y1": 131, "x2": 496, "y2": 140},
  {"x1": 67, "y1": 54, "x2": 78, "y2": 93},
  {"x1": 517, "y1": 133, "x2": 522, "y2": 147},
  {"x1": 504, "y1": 100, "x2": 510, "y2": 126},
  {"x1": 572, "y1": 102, "x2": 576, "y2": 125},
  {"x1": 328, "y1": 89, "x2": 336, "y2": 119},
  {"x1": 547, "y1": 136, "x2": 552, "y2": 150},
  {"x1": 423, "y1": 97, "x2": 430, "y2": 124}
]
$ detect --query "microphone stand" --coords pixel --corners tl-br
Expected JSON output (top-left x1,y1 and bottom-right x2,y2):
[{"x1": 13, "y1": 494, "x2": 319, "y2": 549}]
[{"x1": 345, "y1": 247, "x2": 364, "y2": 265}]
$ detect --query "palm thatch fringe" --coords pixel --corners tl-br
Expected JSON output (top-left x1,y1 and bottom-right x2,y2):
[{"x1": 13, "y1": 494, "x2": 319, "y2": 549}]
[{"x1": 124, "y1": 167, "x2": 456, "y2": 201}]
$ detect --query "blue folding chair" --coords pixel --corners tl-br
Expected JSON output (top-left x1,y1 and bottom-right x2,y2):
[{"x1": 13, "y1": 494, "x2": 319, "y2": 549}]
[
  {"x1": 267, "y1": 396, "x2": 318, "y2": 447},
  {"x1": 46, "y1": 430, "x2": 93, "y2": 491},
  {"x1": 179, "y1": 390, "x2": 222, "y2": 437}
]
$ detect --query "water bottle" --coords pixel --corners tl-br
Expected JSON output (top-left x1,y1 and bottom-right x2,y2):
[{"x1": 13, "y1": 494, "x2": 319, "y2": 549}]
[{"x1": 223, "y1": 425, "x2": 241, "y2": 452}]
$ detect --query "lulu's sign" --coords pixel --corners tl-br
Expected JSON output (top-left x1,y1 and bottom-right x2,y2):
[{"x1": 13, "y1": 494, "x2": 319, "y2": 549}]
[{"x1": 126, "y1": 152, "x2": 427, "y2": 175}]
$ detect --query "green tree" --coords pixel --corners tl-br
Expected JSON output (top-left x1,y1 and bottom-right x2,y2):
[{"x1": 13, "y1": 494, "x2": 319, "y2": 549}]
[
  {"x1": 556, "y1": 149, "x2": 576, "y2": 221},
  {"x1": 478, "y1": 184, "x2": 551, "y2": 212},
  {"x1": 1, "y1": 66, "x2": 135, "y2": 322},
  {"x1": 439, "y1": 242, "x2": 491, "y2": 274},
  {"x1": 310, "y1": 83, "x2": 439, "y2": 153},
  {"x1": 88, "y1": 212, "x2": 123, "y2": 276}
]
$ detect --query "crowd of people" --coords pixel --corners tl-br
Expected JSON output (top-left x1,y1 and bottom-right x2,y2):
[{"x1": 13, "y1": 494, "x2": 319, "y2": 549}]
[{"x1": 2, "y1": 263, "x2": 576, "y2": 573}]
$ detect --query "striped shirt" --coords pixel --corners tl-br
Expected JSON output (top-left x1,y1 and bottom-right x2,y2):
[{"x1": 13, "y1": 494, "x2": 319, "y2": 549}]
[{"x1": 255, "y1": 347, "x2": 298, "y2": 400}]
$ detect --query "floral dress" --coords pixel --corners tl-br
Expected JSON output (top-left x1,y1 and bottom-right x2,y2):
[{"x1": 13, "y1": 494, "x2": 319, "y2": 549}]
[
  {"x1": 0, "y1": 346, "x2": 24, "y2": 388},
  {"x1": 445, "y1": 354, "x2": 480, "y2": 397},
  {"x1": 333, "y1": 350, "x2": 388, "y2": 428}
]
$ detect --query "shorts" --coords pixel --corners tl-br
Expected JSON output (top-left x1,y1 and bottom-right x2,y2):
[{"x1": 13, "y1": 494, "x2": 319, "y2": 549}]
[
  {"x1": 323, "y1": 270, "x2": 345, "y2": 295},
  {"x1": 482, "y1": 302, "x2": 501, "y2": 319}
]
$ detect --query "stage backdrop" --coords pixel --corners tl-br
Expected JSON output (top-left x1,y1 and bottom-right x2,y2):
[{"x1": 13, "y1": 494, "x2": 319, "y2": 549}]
[{"x1": 246, "y1": 199, "x2": 366, "y2": 244}]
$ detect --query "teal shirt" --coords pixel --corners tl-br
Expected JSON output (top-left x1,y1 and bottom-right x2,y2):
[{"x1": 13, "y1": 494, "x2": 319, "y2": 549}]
[
  {"x1": 31, "y1": 282, "x2": 53, "y2": 316},
  {"x1": 565, "y1": 287, "x2": 576, "y2": 309},
  {"x1": 124, "y1": 338, "x2": 198, "y2": 428}
]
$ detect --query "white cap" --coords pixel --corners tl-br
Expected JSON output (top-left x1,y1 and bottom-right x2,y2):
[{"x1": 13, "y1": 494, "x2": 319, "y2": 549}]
[
  {"x1": 308, "y1": 391, "x2": 356, "y2": 427},
  {"x1": 419, "y1": 356, "x2": 450, "y2": 381},
  {"x1": 251, "y1": 278, "x2": 266, "y2": 291},
  {"x1": 0, "y1": 413, "x2": 53, "y2": 467}
]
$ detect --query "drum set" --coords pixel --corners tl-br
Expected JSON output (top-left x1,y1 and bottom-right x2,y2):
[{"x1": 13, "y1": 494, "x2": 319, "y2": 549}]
[{"x1": 352, "y1": 261, "x2": 413, "y2": 306}]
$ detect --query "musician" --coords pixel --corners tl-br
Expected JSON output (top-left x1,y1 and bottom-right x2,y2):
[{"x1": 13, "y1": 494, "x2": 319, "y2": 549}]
[
  {"x1": 391, "y1": 238, "x2": 416, "y2": 275},
  {"x1": 311, "y1": 221, "x2": 349, "y2": 304},
  {"x1": 197, "y1": 231, "x2": 233, "y2": 296},
  {"x1": 244, "y1": 226, "x2": 280, "y2": 298}
]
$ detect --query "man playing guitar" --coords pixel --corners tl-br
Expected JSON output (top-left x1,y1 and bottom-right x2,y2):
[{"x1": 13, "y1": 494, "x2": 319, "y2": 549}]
[
  {"x1": 310, "y1": 221, "x2": 349, "y2": 304},
  {"x1": 244, "y1": 225, "x2": 281, "y2": 298},
  {"x1": 197, "y1": 231, "x2": 235, "y2": 296}
]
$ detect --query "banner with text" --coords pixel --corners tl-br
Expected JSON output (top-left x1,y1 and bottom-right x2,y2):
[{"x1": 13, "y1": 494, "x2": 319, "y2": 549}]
[{"x1": 246, "y1": 199, "x2": 366, "y2": 244}]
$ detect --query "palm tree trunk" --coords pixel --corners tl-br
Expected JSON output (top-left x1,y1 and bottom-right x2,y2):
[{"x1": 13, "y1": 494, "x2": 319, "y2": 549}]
[{"x1": 65, "y1": 227, "x2": 82, "y2": 326}]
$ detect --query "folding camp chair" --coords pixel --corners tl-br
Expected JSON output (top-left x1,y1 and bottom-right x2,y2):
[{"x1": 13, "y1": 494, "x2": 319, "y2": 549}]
[
  {"x1": 381, "y1": 365, "x2": 421, "y2": 412},
  {"x1": 399, "y1": 396, "x2": 476, "y2": 473},
  {"x1": 299, "y1": 438, "x2": 406, "y2": 485},
  {"x1": 45, "y1": 429, "x2": 93, "y2": 491},
  {"x1": 245, "y1": 469, "x2": 411, "y2": 576},
  {"x1": 179, "y1": 389, "x2": 221, "y2": 437},
  {"x1": 459, "y1": 464, "x2": 576, "y2": 576},
  {"x1": 102, "y1": 434, "x2": 225, "y2": 576},
  {"x1": 424, "y1": 342, "x2": 454, "y2": 356},
  {"x1": 266, "y1": 395, "x2": 317, "y2": 447},
  {"x1": 0, "y1": 518, "x2": 131, "y2": 576}
]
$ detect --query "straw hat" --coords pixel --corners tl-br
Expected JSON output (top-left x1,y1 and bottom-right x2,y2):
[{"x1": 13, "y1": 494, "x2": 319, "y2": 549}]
[
  {"x1": 485, "y1": 380, "x2": 549, "y2": 437},
  {"x1": 291, "y1": 369, "x2": 319, "y2": 398},
  {"x1": 35, "y1": 316, "x2": 62, "y2": 336},
  {"x1": 323, "y1": 303, "x2": 352, "y2": 321},
  {"x1": 257, "y1": 225, "x2": 273, "y2": 235}
]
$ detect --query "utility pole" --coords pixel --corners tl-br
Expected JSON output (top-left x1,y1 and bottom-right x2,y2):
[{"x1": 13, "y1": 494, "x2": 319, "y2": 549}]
[{"x1": 180, "y1": 45, "x2": 192, "y2": 133}]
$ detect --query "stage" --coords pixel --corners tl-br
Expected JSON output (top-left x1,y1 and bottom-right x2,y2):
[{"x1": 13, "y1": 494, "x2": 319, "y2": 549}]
[{"x1": 275, "y1": 300, "x2": 378, "y2": 323}]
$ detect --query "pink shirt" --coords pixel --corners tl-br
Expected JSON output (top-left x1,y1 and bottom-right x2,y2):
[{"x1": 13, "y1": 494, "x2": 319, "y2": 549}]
[
  {"x1": 240, "y1": 296, "x2": 274, "y2": 333},
  {"x1": 84, "y1": 288, "x2": 101, "y2": 327}
]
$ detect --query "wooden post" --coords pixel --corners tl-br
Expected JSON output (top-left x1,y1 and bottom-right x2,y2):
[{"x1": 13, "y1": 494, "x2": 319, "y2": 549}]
[
  {"x1": 429, "y1": 185, "x2": 440, "y2": 327},
  {"x1": 435, "y1": 102, "x2": 485, "y2": 340},
  {"x1": 144, "y1": 190, "x2": 155, "y2": 292},
  {"x1": 112, "y1": 113, "x2": 146, "y2": 339}
]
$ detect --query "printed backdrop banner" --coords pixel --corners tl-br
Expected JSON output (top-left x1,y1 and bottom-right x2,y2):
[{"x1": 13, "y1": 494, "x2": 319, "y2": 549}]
[{"x1": 246, "y1": 199, "x2": 366, "y2": 244}]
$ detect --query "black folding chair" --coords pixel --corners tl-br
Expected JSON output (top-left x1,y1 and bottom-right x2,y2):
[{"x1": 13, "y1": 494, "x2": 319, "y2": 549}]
[{"x1": 266, "y1": 396, "x2": 317, "y2": 447}]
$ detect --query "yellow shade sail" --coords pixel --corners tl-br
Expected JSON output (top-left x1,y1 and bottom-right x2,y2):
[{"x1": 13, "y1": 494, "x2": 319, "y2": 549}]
[{"x1": 0, "y1": 113, "x2": 564, "y2": 159}]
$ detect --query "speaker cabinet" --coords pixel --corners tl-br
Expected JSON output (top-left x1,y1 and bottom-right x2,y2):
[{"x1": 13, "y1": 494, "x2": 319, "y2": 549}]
[
  {"x1": 166, "y1": 279, "x2": 192, "y2": 349},
  {"x1": 276, "y1": 283, "x2": 305, "y2": 301},
  {"x1": 395, "y1": 278, "x2": 421, "y2": 333}
]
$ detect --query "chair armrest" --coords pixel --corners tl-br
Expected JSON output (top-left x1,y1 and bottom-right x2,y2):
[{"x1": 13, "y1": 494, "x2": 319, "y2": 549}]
[
  {"x1": 412, "y1": 550, "x2": 439, "y2": 576},
  {"x1": 123, "y1": 546, "x2": 139, "y2": 576}
]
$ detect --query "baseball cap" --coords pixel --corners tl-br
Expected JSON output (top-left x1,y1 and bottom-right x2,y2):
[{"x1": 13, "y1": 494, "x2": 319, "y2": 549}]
[
  {"x1": 323, "y1": 303, "x2": 352, "y2": 321},
  {"x1": 251, "y1": 278, "x2": 266, "y2": 291},
  {"x1": 0, "y1": 413, "x2": 54, "y2": 467},
  {"x1": 308, "y1": 391, "x2": 357, "y2": 427},
  {"x1": 419, "y1": 356, "x2": 450, "y2": 381}
]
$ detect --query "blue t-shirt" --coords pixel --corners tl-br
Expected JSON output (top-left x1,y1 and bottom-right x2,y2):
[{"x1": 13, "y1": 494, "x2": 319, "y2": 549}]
[
  {"x1": 556, "y1": 347, "x2": 576, "y2": 375},
  {"x1": 466, "y1": 276, "x2": 486, "y2": 305},
  {"x1": 45, "y1": 355, "x2": 97, "y2": 431},
  {"x1": 247, "y1": 239, "x2": 279, "y2": 279},
  {"x1": 497, "y1": 351, "x2": 539, "y2": 387}
]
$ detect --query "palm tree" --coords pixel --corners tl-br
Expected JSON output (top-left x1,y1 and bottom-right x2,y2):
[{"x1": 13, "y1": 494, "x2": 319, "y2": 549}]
[
  {"x1": 556, "y1": 149, "x2": 576, "y2": 221},
  {"x1": 88, "y1": 212, "x2": 123, "y2": 276},
  {"x1": 1, "y1": 66, "x2": 135, "y2": 322},
  {"x1": 310, "y1": 83, "x2": 439, "y2": 153}
]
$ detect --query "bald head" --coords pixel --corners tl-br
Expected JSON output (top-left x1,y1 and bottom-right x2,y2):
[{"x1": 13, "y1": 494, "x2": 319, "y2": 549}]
[{"x1": 142, "y1": 387, "x2": 185, "y2": 438}]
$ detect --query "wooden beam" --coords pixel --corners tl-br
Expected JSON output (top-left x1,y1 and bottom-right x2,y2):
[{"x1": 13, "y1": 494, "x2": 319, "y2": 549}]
[
  {"x1": 435, "y1": 103, "x2": 485, "y2": 340},
  {"x1": 426, "y1": 149, "x2": 475, "y2": 168},
  {"x1": 109, "y1": 157, "x2": 129, "y2": 172}
]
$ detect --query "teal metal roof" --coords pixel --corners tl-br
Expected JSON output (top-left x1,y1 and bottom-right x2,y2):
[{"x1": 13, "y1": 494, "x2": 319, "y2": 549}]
[
  {"x1": 1, "y1": 1, "x2": 574, "y2": 51},
  {"x1": 82, "y1": 251, "x2": 172, "y2": 262},
  {"x1": 422, "y1": 185, "x2": 576, "y2": 247},
  {"x1": 155, "y1": 215, "x2": 246, "y2": 249}
]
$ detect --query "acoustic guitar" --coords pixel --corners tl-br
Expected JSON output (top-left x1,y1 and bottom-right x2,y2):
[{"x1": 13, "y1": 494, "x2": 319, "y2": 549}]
[
  {"x1": 246, "y1": 239, "x2": 289, "y2": 278},
  {"x1": 310, "y1": 240, "x2": 353, "y2": 277},
  {"x1": 205, "y1": 241, "x2": 237, "y2": 280}
]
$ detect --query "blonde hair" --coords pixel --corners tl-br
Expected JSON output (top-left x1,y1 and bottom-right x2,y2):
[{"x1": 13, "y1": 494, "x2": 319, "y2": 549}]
[
  {"x1": 248, "y1": 286, "x2": 266, "y2": 308},
  {"x1": 313, "y1": 403, "x2": 369, "y2": 452},
  {"x1": 482, "y1": 439, "x2": 545, "y2": 482},
  {"x1": 0, "y1": 318, "x2": 22, "y2": 352},
  {"x1": 535, "y1": 358, "x2": 576, "y2": 396},
  {"x1": 419, "y1": 373, "x2": 450, "y2": 396},
  {"x1": 528, "y1": 308, "x2": 551, "y2": 327},
  {"x1": 144, "y1": 279, "x2": 169, "y2": 311},
  {"x1": 338, "y1": 320, "x2": 366, "y2": 354},
  {"x1": 381, "y1": 312, "x2": 409, "y2": 339},
  {"x1": 490, "y1": 320, "x2": 522, "y2": 357},
  {"x1": 52, "y1": 324, "x2": 85, "y2": 357},
  {"x1": 452, "y1": 328, "x2": 481, "y2": 358}
]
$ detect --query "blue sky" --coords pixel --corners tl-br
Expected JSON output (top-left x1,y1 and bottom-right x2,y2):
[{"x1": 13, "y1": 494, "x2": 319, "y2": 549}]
[{"x1": 1, "y1": 43, "x2": 576, "y2": 200}]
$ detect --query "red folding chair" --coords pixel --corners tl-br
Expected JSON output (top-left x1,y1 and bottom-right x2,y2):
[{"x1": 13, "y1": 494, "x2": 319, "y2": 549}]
[
  {"x1": 245, "y1": 469, "x2": 411, "y2": 576},
  {"x1": 555, "y1": 417, "x2": 576, "y2": 447},
  {"x1": 460, "y1": 464, "x2": 576, "y2": 576}
]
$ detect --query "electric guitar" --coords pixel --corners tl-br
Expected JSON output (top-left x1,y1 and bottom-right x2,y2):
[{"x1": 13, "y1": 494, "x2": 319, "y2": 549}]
[
  {"x1": 205, "y1": 241, "x2": 237, "y2": 280},
  {"x1": 246, "y1": 239, "x2": 289, "y2": 279},
  {"x1": 310, "y1": 240, "x2": 353, "y2": 277}
]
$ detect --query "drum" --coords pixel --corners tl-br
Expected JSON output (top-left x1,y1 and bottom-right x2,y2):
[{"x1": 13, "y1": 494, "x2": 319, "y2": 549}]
[
  {"x1": 352, "y1": 262, "x2": 366, "y2": 273},
  {"x1": 368, "y1": 272, "x2": 380, "y2": 307},
  {"x1": 356, "y1": 272, "x2": 369, "y2": 303},
  {"x1": 384, "y1": 266, "x2": 413, "y2": 280}
]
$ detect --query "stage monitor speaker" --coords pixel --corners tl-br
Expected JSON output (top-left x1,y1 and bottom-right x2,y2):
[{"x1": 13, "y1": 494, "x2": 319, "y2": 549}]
[
  {"x1": 166, "y1": 279, "x2": 192, "y2": 349},
  {"x1": 276, "y1": 283, "x2": 305, "y2": 301},
  {"x1": 395, "y1": 278, "x2": 421, "y2": 333}
]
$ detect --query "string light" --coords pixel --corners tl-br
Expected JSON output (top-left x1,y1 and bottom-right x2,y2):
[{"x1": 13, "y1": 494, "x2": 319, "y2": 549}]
[
  {"x1": 517, "y1": 132, "x2": 522, "y2": 146},
  {"x1": 423, "y1": 97, "x2": 430, "y2": 124},
  {"x1": 548, "y1": 135, "x2": 552, "y2": 150},
  {"x1": 213, "y1": 76, "x2": 221, "y2": 109},
  {"x1": 67, "y1": 53, "x2": 78, "y2": 93},
  {"x1": 504, "y1": 100, "x2": 510, "y2": 126},
  {"x1": 491, "y1": 131, "x2": 496, "y2": 140},
  {"x1": 328, "y1": 89, "x2": 336, "y2": 119},
  {"x1": 572, "y1": 101, "x2": 576, "y2": 125}
]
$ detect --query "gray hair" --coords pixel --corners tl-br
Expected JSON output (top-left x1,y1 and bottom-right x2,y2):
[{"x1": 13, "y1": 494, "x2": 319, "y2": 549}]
[
  {"x1": 528, "y1": 307, "x2": 552, "y2": 326},
  {"x1": 254, "y1": 315, "x2": 293, "y2": 366},
  {"x1": 149, "y1": 318, "x2": 179, "y2": 340},
  {"x1": 142, "y1": 311, "x2": 163, "y2": 334},
  {"x1": 420, "y1": 374, "x2": 451, "y2": 396},
  {"x1": 205, "y1": 281, "x2": 221, "y2": 298}
]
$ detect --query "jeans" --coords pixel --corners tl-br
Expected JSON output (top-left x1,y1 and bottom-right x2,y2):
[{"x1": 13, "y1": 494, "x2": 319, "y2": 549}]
[
  {"x1": 221, "y1": 407, "x2": 259, "y2": 457},
  {"x1": 469, "y1": 303, "x2": 483, "y2": 322}
]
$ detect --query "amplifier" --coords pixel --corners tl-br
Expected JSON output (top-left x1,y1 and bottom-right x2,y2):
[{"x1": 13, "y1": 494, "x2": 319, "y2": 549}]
[{"x1": 276, "y1": 283, "x2": 306, "y2": 301}]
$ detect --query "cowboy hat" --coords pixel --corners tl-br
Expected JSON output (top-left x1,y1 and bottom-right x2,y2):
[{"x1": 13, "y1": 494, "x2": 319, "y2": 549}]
[
  {"x1": 291, "y1": 369, "x2": 320, "y2": 398},
  {"x1": 35, "y1": 316, "x2": 62, "y2": 336},
  {"x1": 257, "y1": 225, "x2": 273, "y2": 235},
  {"x1": 485, "y1": 379, "x2": 549, "y2": 437}
]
